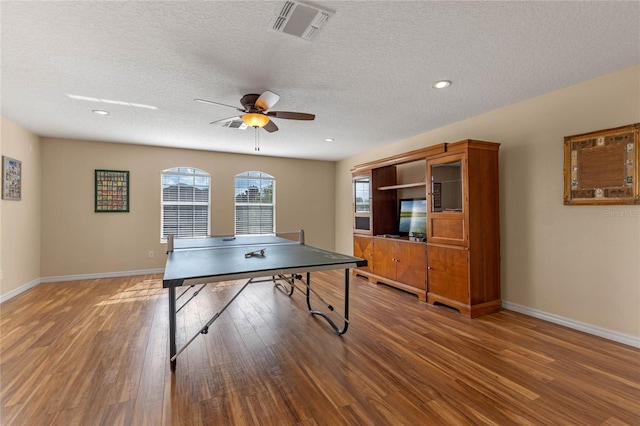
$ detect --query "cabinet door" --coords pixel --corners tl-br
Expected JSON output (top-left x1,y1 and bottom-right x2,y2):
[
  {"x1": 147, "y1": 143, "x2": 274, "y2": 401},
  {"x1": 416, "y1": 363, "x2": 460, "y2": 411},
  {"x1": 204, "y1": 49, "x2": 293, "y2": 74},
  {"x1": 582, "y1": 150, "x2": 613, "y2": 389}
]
[
  {"x1": 427, "y1": 245, "x2": 469, "y2": 303},
  {"x1": 396, "y1": 242, "x2": 427, "y2": 290},
  {"x1": 353, "y1": 235, "x2": 374, "y2": 273},
  {"x1": 353, "y1": 173, "x2": 372, "y2": 234},
  {"x1": 372, "y1": 238, "x2": 396, "y2": 280},
  {"x1": 427, "y1": 153, "x2": 468, "y2": 246}
]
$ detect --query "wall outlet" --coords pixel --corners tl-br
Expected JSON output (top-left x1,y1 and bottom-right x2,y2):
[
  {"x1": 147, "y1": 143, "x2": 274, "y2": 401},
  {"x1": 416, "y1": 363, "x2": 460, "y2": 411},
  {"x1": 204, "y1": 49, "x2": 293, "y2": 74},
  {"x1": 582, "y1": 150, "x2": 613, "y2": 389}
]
[
  {"x1": 148, "y1": 251, "x2": 154, "y2": 259},
  {"x1": 0, "y1": 270, "x2": 3, "y2": 280}
]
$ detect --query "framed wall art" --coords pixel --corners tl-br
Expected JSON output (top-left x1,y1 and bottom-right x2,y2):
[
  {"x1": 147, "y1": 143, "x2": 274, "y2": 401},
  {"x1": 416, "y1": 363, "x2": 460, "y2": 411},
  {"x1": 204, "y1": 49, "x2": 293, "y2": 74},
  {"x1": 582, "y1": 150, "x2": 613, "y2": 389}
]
[
  {"x1": 564, "y1": 123, "x2": 639, "y2": 205},
  {"x1": 95, "y1": 169, "x2": 129, "y2": 212},
  {"x1": 2, "y1": 156, "x2": 22, "y2": 201}
]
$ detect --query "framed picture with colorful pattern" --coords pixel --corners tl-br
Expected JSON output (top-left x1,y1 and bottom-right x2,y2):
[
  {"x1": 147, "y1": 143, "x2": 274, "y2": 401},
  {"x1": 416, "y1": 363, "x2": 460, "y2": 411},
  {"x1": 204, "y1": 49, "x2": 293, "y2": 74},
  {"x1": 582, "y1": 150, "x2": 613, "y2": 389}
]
[
  {"x1": 95, "y1": 169, "x2": 129, "y2": 212},
  {"x1": 2, "y1": 156, "x2": 21, "y2": 201},
  {"x1": 564, "y1": 123, "x2": 639, "y2": 205}
]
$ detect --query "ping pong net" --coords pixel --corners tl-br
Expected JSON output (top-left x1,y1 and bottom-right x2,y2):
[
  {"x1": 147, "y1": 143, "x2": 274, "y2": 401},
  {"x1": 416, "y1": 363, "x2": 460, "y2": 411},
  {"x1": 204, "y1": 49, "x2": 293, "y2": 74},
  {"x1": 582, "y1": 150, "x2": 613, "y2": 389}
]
[{"x1": 166, "y1": 229, "x2": 305, "y2": 253}]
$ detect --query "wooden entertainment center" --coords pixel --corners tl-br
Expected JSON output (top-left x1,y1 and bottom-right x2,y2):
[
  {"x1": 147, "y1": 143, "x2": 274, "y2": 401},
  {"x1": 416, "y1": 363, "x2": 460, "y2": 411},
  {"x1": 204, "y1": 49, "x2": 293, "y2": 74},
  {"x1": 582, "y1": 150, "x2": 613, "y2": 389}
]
[{"x1": 351, "y1": 139, "x2": 501, "y2": 318}]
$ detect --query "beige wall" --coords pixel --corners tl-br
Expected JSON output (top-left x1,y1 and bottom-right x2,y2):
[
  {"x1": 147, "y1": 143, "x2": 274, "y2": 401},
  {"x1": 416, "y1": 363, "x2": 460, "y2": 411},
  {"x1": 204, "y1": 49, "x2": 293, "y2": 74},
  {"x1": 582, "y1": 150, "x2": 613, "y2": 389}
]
[
  {"x1": 40, "y1": 139, "x2": 335, "y2": 278},
  {"x1": 0, "y1": 117, "x2": 41, "y2": 297},
  {"x1": 336, "y1": 65, "x2": 640, "y2": 339}
]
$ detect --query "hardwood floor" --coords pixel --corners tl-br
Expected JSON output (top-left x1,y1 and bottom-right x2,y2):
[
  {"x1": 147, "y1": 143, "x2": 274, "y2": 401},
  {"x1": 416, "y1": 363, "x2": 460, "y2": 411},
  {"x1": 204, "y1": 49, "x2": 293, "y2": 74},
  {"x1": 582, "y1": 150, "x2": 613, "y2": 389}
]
[{"x1": 1, "y1": 272, "x2": 638, "y2": 425}]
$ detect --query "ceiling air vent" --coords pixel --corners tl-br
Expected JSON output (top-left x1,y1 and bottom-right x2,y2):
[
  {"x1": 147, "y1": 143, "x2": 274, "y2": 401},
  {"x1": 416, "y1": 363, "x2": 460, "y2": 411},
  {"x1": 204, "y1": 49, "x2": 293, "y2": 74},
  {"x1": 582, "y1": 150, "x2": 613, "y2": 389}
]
[
  {"x1": 269, "y1": 1, "x2": 334, "y2": 41},
  {"x1": 222, "y1": 119, "x2": 248, "y2": 130}
]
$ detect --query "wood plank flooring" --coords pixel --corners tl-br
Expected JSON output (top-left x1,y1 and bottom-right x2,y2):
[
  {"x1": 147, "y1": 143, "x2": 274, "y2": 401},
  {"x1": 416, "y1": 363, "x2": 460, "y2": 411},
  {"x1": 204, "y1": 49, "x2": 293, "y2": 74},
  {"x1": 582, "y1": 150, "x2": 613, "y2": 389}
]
[{"x1": 0, "y1": 272, "x2": 638, "y2": 425}]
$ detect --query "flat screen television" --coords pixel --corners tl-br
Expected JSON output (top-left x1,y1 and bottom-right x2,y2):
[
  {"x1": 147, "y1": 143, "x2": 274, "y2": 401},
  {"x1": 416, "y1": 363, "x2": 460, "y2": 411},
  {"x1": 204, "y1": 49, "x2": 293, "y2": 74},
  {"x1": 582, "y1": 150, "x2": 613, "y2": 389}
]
[{"x1": 398, "y1": 198, "x2": 427, "y2": 235}]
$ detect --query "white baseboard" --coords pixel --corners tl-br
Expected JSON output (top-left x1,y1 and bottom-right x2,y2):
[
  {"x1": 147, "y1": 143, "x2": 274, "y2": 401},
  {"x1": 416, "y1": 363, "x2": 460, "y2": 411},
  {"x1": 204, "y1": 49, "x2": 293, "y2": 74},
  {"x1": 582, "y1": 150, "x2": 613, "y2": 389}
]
[
  {"x1": 0, "y1": 277, "x2": 41, "y2": 304},
  {"x1": 502, "y1": 300, "x2": 640, "y2": 349},
  {"x1": 0, "y1": 268, "x2": 164, "y2": 304},
  {"x1": 41, "y1": 268, "x2": 164, "y2": 283}
]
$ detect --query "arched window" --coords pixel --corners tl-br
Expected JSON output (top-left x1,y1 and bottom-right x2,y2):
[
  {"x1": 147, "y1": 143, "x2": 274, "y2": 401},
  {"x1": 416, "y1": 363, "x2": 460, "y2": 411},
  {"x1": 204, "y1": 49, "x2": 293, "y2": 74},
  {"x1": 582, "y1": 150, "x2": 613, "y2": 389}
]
[
  {"x1": 161, "y1": 167, "x2": 210, "y2": 240},
  {"x1": 234, "y1": 171, "x2": 275, "y2": 235}
]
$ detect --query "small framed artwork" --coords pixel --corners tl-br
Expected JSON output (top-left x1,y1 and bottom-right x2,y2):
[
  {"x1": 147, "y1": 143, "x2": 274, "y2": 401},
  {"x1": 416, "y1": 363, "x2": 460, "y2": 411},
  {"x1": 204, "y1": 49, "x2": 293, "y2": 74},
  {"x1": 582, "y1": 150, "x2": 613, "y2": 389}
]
[
  {"x1": 95, "y1": 169, "x2": 129, "y2": 212},
  {"x1": 2, "y1": 156, "x2": 22, "y2": 201},
  {"x1": 564, "y1": 123, "x2": 639, "y2": 205}
]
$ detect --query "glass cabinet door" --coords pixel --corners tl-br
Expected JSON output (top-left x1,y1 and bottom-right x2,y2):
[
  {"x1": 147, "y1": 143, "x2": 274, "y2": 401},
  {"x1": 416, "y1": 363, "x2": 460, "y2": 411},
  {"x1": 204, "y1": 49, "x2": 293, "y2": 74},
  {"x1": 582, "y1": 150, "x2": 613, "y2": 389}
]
[
  {"x1": 353, "y1": 174, "x2": 372, "y2": 233},
  {"x1": 430, "y1": 160, "x2": 463, "y2": 213},
  {"x1": 427, "y1": 153, "x2": 467, "y2": 246},
  {"x1": 354, "y1": 176, "x2": 370, "y2": 213}
]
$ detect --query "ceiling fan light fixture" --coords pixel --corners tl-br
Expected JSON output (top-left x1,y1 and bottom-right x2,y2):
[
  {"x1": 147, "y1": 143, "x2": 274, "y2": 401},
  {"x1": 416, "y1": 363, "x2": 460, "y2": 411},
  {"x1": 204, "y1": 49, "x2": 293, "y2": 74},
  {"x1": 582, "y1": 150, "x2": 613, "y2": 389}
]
[{"x1": 242, "y1": 113, "x2": 270, "y2": 128}]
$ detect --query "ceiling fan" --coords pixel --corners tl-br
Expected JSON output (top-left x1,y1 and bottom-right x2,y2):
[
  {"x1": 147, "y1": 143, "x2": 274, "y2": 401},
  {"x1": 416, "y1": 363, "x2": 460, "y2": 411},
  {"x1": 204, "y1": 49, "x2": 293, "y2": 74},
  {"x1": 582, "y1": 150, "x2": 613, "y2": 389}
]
[{"x1": 195, "y1": 90, "x2": 315, "y2": 133}]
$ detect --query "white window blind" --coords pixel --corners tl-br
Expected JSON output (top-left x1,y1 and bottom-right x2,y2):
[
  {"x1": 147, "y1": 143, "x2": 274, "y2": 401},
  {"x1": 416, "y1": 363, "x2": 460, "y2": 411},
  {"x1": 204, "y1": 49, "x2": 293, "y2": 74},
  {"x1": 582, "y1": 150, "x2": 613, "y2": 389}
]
[
  {"x1": 235, "y1": 171, "x2": 275, "y2": 235},
  {"x1": 161, "y1": 167, "x2": 210, "y2": 240}
]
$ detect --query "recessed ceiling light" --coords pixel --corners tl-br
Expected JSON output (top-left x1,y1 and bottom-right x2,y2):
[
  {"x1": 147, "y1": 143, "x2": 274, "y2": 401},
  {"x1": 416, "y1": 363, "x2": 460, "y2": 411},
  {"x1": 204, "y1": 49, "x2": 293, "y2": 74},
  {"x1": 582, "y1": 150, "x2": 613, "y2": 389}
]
[
  {"x1": 325, "y1": 138, "x2": 335, "y2": 142},
  {"x1": 92, "y1": 110, "x2": 110, "y2": 116},
  {"x1": 432, "y1": 80, "x2": 452, "y2": 89}
]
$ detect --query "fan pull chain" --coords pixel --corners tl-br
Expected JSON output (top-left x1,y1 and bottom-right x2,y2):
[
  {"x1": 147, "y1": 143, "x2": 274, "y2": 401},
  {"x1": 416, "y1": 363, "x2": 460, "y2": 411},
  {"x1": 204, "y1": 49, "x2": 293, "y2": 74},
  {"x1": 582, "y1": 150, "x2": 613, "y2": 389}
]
[{"x1": 254, "y1": 127, "x2": 260, "y2": 151}]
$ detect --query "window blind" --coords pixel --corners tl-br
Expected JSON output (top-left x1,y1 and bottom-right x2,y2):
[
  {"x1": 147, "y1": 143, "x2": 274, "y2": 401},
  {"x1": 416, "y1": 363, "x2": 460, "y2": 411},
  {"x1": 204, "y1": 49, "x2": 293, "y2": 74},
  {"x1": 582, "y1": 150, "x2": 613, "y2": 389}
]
[
  {"x1": 234, "y1": 171, "x2": 275, "y2": 235},
  {"x1": 161, "y1": 168, "x2": 210, "y2": 240}
]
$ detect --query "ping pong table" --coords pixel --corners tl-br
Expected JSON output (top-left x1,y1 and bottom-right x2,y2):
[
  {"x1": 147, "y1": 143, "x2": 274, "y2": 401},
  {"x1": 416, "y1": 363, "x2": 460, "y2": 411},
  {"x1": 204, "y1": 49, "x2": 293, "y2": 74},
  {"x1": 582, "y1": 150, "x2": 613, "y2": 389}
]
[{"x1": 162, "y1": 230, "x2": 366, "y2": 371}]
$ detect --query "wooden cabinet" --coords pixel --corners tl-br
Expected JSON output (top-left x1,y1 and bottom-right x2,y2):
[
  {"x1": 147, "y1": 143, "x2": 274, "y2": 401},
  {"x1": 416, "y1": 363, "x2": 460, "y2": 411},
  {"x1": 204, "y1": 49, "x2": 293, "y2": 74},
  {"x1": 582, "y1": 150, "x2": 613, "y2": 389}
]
[
  {"x1": 426, "y1": 141, "x2": 501, "y2": 318},
  {"x1": 352, "y1": 139, "x2": 501, "y2": 318}
]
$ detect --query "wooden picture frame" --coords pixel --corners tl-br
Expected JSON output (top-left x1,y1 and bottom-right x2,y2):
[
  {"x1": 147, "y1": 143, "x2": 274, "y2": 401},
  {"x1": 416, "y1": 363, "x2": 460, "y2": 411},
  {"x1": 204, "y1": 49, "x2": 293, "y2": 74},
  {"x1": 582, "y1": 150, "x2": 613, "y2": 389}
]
[
  {"x1": 95, "y1": 169, "x2": 129, "y2": 212},
  {"x1": 564, "y1": 123, "x2": 639, "y2": 205},
  {"x1": 2, "y1": 156, "x2": 22, "y2": 201}
]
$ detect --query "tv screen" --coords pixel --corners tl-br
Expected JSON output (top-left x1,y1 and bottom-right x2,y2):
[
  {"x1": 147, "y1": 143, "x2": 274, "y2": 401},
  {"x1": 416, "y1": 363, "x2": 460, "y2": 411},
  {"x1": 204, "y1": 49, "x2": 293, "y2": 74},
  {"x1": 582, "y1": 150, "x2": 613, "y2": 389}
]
[{"x1": 398, "y1": 198, "x2": 427, "y2": 235}]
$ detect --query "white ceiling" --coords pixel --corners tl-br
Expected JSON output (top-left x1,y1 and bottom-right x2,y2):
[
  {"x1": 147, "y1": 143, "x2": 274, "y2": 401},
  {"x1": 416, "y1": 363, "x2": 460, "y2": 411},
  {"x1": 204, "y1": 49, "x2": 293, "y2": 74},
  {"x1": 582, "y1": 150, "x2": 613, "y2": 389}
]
[{"x1": 1, "y1": 1, "x2": 639, "y2": 161}]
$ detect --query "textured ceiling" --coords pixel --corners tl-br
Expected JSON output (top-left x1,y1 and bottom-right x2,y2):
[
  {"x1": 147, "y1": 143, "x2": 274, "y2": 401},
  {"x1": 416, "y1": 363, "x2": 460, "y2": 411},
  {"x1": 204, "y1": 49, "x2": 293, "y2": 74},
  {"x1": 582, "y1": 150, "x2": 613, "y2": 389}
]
[{"x1": 1, "y1": 1, "x2": 639, "y2": 161}]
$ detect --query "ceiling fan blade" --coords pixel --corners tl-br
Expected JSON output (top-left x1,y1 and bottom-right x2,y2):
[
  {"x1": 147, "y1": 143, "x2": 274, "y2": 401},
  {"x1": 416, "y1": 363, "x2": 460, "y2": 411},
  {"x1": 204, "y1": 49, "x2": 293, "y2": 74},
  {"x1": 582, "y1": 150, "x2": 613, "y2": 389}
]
[
  {"x1": 195, "y1": 98, "x2": 243, "y2": 112},
  {"x1": 255, "y1": 91, "x2": 280, "y2": 111},
  {"x1": 209, "y1": 116, "x2": 240, "y2": 125},
  {"x1": 266, "y1": 111, "x2": 315, "y2": 120},
  {"x1": 263, "y1": 120, "x2": 279, "y2": 133}
]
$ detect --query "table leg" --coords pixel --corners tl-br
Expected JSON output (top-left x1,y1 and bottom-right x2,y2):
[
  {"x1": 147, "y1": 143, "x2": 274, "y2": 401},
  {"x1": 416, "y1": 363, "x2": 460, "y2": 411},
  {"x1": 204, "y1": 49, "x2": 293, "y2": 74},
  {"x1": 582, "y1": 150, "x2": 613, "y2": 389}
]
[
  {"x1": 168, "y1": 286, "x2": 177, "y2": 372},
  {"x1": 306, "y1": 269, "x2": 350, "y2": 335},
  {"x1": 343, "y1": 268, "x2": 350, "y2": 334}
]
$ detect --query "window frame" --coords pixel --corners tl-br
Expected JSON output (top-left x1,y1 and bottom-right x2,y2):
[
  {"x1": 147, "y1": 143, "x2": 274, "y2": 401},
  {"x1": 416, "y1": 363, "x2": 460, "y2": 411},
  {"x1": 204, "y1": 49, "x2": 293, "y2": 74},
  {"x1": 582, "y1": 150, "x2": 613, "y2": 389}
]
[
  {"x1": 234, "y1": 171, "x2": 276, "y2": 235},
  {"x1": 160, "y1": 167, "x2": 211, "y2": 242}
]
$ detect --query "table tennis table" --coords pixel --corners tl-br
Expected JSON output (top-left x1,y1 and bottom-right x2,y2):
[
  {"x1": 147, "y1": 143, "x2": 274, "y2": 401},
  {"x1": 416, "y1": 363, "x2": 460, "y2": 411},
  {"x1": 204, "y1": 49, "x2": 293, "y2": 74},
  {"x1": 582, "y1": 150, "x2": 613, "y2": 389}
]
[{"x1": 162, "y1": 230, "x2": 367, "y2": 371}]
